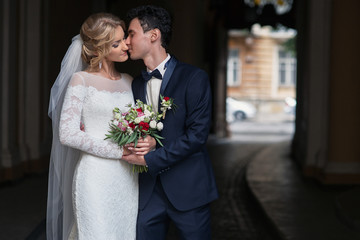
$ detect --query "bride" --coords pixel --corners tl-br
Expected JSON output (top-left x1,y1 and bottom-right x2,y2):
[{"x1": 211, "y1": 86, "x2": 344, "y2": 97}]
[{"x1": 47, "y1": 13, "x2": 154, "y2": 240}]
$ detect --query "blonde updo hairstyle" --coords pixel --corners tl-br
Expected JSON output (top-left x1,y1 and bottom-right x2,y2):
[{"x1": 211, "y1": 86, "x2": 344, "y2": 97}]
[{"x1": 80, "y1": 13, "x2": 125, "y2": 71}]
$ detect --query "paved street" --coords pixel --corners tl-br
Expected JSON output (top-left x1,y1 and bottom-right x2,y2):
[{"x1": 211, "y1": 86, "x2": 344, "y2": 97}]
[
  {"x1": 208, "y1": 113, "x2": 294, "y2": 239},
  {"x1": 228, "y1": 112, "x2": 295, "y2": 143},
  {"x1": 208, "y1": 113, "x2": 293, "y2": 239},
  {"x1": 208, "y1": 141, "x2": 280, "y2": 240}
]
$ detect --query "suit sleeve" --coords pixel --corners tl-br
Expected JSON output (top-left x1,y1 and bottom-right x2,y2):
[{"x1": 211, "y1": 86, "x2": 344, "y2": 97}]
[{"x1": 145, "y1": 69, "x2": 212, "y2": 176}]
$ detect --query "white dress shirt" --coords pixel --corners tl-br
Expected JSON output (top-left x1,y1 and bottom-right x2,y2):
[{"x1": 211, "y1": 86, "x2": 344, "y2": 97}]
[{"x1": 146, "y1": 54, "x2": 171, "y2": 113}]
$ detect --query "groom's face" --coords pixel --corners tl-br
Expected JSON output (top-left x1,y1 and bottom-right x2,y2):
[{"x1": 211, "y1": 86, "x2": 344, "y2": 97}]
[{"x1": 125, "y1": 18, "x2": 152, "y2": 60}]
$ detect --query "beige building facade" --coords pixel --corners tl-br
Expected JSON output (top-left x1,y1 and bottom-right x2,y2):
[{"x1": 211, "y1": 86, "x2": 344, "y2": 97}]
[{"x1": 227, "y1": 25, "x2": 296, "y2": 112}]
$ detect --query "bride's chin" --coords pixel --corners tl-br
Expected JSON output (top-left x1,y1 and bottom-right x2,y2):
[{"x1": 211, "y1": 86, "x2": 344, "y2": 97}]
[{"x1": 118, "y1": 56, "x2": 129, "y2": 62}]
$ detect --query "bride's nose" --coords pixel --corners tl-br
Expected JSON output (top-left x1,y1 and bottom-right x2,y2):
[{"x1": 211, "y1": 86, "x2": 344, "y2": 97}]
[{"x1": 121, "y1": 41, "x2": 128, "y2": 50}]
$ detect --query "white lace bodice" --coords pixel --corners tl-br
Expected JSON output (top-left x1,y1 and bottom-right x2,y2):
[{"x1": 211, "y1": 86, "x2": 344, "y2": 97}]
[{"x1": 59, "y1": 71, "x2": 134, "y2": 159}]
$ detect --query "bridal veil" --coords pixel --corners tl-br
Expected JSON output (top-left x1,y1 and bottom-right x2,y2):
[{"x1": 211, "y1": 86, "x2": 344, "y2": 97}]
[{"x1": 47, "y1": 35, "x2": 86, "y2": 240}]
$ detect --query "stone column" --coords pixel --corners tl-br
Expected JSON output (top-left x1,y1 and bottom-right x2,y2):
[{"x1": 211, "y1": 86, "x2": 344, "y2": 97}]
[
  {"x1": 19, "y1": 0, "x2": 47, "y2": 171},
  {"x1": 294, "y1": 0, "x2": 360, "y2": 184},
  {"x1": 293, "y1": 0, "x2": 331, "y2": 176},
  {"x1": 0, "y1": 0, "x2": 21, "y2": 180}
]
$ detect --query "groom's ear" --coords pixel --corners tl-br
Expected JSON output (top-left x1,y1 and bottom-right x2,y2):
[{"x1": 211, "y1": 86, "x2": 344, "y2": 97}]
[{"x1": 150, "y1": 28, "x2": 161, "y2": 42}]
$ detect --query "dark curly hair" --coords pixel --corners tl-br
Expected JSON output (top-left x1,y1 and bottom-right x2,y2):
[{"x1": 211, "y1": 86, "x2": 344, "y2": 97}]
[{"x1": 127, "y1": 5, "x2": 172, "y2": 49}]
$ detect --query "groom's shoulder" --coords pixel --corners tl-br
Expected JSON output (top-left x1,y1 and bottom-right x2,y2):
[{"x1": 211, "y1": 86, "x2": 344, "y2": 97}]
[
  {"x1": 175, "y1": 60, "x2": 207, "y2": 76},
  {"x1": 175, "y1": 59, "x2": 197, "y2": 70}
]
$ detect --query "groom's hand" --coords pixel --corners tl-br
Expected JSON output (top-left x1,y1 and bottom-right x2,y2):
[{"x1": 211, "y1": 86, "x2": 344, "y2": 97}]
[
  {"x1": 126, "y1": 136, "x2": 156, "y2": 155},
  {"x1": 122, "y1": 153, "x2": 147, "y2": 166}
]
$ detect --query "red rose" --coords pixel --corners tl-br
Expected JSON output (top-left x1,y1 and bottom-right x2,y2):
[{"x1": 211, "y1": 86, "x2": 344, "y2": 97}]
[
  {"x1": 136, "y1": 108, "x2": 143, "y2": 113},
  {"x1": 164, "y1": 97, "x2": 170, "y2": 101},
  {"x1": 129, "y1": 123, "x2": 136, "y2": 129},
  {"x1": 139, "y1": 121, "x2": 149, "y2": 131}
]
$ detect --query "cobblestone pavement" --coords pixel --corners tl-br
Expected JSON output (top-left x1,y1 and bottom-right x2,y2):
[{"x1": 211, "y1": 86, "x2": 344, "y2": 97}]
[{"x1": 167, "y1": 140, "x2": 280, "y2": 240}]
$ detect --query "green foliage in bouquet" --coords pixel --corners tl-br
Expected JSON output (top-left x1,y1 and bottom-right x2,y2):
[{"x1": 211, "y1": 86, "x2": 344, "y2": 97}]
[{"x1": 105, "y1": 100, "x2": 164, "y2": 173}]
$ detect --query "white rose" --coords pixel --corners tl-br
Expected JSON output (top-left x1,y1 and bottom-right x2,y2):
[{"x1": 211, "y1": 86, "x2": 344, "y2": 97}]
[
  {"x1": 113, "y1": 120, "x2": 119, "y2": 126},
  {"x1": 114, "y1": 113, "x2": 121, "y2": 120},
  {"x1": 134, "y1": 118, "x2": 141, "y2": 124},
  {"x1": 144, "y1": 109, "x2": 151, "y2": 116},
  {"x1": 149, "y1": 120, "x2": 157, "y2": 129},
  {"x1": 157, "y1": 122, "x2": 164, "y2": 131}
]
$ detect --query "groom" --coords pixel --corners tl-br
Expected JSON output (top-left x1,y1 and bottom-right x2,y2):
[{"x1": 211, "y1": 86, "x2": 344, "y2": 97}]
[{"x1": 123, "y1": 5, "x2": 218, "y2": 240}]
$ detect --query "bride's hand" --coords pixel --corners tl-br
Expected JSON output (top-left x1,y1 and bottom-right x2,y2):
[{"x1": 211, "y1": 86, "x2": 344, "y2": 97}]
[
  {"x1": 126, "y1": 136, "x2": 156, "y2": 155},
  {"x1": 122, "y1": 147, "x2": 132, "y2": 156}
]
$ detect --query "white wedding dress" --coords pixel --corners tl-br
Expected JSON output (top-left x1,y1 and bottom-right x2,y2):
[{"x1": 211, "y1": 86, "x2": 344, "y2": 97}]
[{"x1": 59, "y1": 71, "x2": 138, "y2": 240}]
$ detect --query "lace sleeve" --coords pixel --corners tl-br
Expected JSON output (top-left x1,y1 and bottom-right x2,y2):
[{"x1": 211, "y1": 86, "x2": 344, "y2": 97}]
[{"x1": 59, "y1": 74, "x2": 123, "y2": 159}]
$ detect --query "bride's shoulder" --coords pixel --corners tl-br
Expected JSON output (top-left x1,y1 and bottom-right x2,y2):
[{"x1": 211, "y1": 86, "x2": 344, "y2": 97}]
[
  {"x1": 121, "y1": 73, "x2": 133, "y2": 84},
  {"x1": 72, "y1": 71, "x2": 89, "y2": 81},
  {"x1": 69, "y1": 71, "x2": 86, "y2": 86},
  {"x1": 121, "y1": 72, "x2": 133, "y2": 81},
  {"x1": 73, "y1": 71, "x2": 99, "y2": 85}
]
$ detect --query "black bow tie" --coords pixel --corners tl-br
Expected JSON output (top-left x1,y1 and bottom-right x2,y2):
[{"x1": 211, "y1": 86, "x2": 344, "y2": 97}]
[{"x1": 142, "y1": 69, "x2": 163, "y2": 81}]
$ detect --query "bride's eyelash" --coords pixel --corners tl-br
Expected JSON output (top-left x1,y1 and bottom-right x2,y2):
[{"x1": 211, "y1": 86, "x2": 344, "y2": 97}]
[{"x1": 112, "y1": 38, "x2": 125, "y2": 48}]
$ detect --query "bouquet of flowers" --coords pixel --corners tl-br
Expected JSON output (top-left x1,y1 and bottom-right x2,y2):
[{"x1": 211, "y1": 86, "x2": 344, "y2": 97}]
[{"x1": 105, "y1": 99, "x2": 164, "y2": 173}]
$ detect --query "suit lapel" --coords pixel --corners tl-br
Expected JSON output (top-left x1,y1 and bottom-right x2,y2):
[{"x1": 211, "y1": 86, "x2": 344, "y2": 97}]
[
  {"x1": 135, "y1": 76, "x2": 147, "y2": 104},
  {"x1": 160, "y1": 56, "x2": 178, "y2": 96},
  {"x1": 132, "y1": 75, "x2": 147, "y2": 104},
  {"x1": 142, "y1": 80, "x2": 148, "y2": 103}
]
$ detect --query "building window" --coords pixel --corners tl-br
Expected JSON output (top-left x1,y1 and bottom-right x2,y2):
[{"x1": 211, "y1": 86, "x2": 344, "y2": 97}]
[
  {"x1": 227, "y1": 48, "x2": 241, "y2": 86},
  {"x1": 278, "y1": 50, "x2": 296, "y2": 86}
]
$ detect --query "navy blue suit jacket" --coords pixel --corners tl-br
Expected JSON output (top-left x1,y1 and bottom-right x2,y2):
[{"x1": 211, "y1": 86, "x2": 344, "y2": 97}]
[{"x1": 131, "y1": 56, "x2": 218, "y2": 211}]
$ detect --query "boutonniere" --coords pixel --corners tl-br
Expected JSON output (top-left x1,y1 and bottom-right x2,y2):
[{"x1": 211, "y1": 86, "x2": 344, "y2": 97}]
[{"x1": 159, "y1": 95, "x2": 178, "y2": 119}]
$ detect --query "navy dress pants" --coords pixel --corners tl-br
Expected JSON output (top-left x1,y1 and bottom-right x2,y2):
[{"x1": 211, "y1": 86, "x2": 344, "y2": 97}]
[{"x1": 136, "y1": 178, "x2": 212, "y2": 240}]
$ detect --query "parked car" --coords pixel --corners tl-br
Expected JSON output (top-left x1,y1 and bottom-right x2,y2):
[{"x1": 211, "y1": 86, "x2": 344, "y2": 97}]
[
  {"x1": 283, "y1": 97, "x2": 296, "y2": 115},
  {"x1": 226, "y1": 97, "x2": 257, "y2": 122}
]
